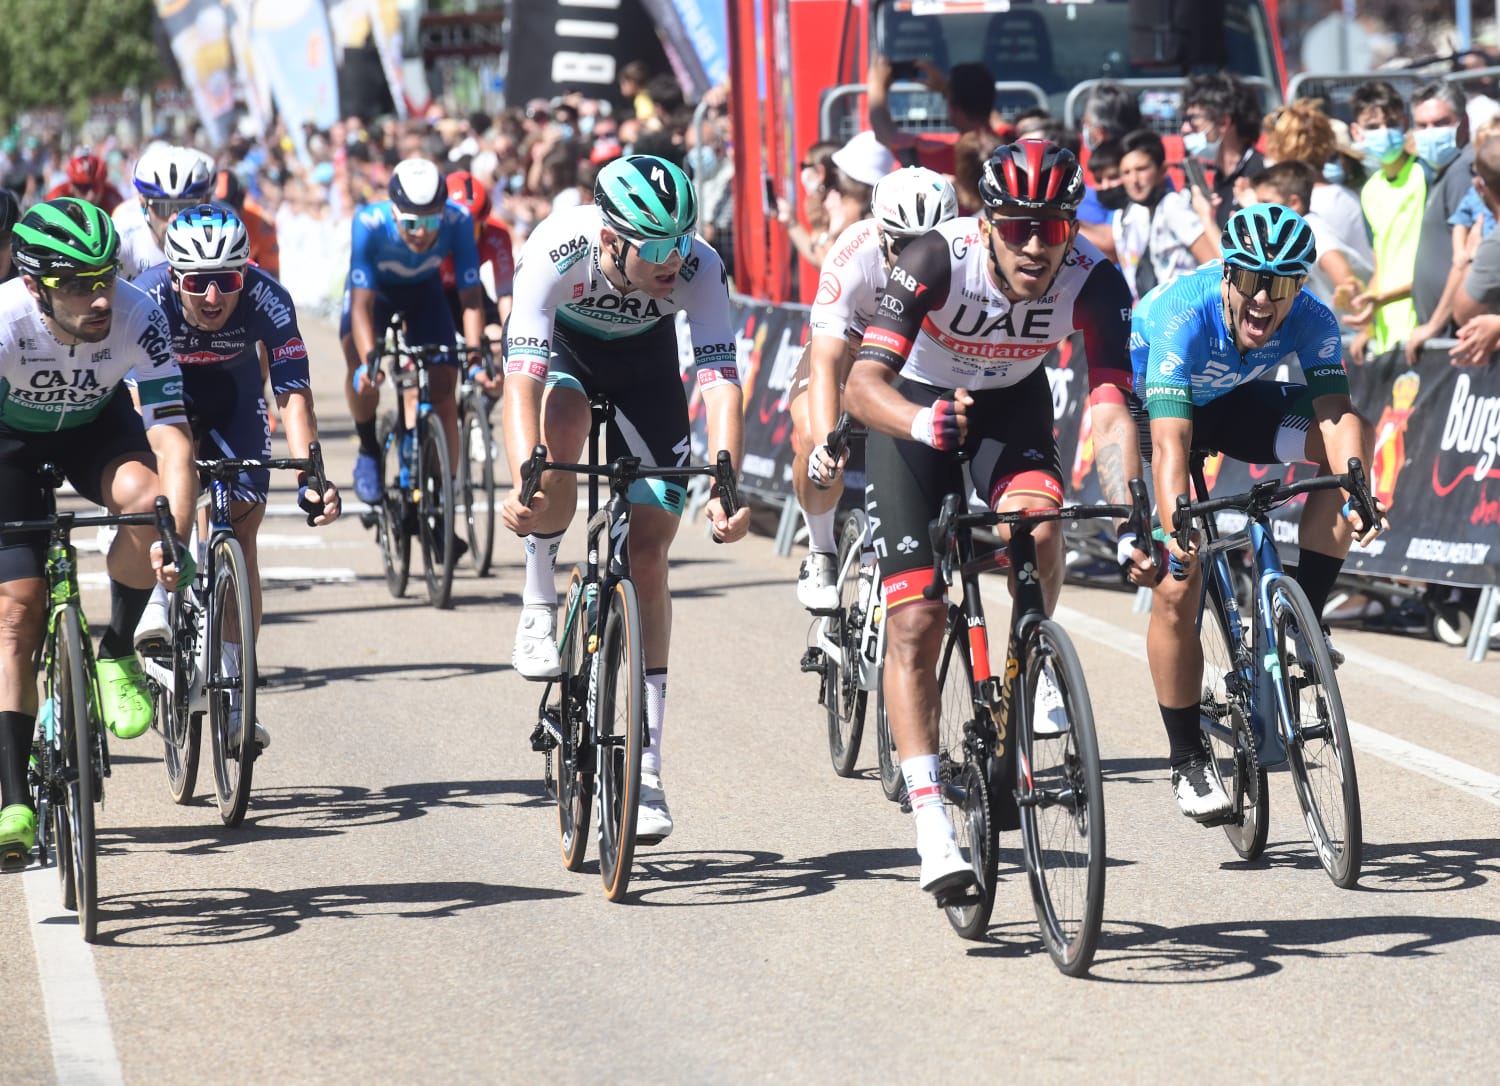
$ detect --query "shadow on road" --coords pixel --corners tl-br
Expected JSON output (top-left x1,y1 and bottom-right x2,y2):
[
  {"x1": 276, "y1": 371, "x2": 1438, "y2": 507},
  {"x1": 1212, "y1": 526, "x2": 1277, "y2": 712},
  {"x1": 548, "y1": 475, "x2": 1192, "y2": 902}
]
[
  {"x1": 615, "y1": 846, "x2": 918, "y2": 906},
  {"x1": 259, "y1": 660, "x2": 497, "y2": 692}
]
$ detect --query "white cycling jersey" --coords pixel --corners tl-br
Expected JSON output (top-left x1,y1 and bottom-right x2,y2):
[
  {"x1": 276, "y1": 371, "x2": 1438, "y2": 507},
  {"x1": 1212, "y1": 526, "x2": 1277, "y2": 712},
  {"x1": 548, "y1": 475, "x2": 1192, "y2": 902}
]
[
  {"x1": 502, "y1": 204, "x2": 738, "y2": 388},
  {"x1": 0, "y1": 276, "x2": 185, "y2": 432},
  {"x1": 808, "y1": 218, "x2": 887, "y2": 343},
  {"x1": 113, "y1": 200, "x2": 166, "y2": 282}
]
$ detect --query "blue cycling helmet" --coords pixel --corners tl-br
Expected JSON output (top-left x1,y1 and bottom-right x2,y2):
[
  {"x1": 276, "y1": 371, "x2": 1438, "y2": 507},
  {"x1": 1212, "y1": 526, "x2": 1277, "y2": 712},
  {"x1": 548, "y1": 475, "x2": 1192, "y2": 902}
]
[{"x1": 1220, "y1": 203, "x2": 1317, "y2": 277}]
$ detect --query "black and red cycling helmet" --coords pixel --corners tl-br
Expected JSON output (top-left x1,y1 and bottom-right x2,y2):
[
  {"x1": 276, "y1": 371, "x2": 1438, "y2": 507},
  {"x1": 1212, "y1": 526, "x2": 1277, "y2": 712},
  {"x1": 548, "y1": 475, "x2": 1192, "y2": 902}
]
[{"x1": 978, "y1": 141, "x2": 1086, "y2": 214}]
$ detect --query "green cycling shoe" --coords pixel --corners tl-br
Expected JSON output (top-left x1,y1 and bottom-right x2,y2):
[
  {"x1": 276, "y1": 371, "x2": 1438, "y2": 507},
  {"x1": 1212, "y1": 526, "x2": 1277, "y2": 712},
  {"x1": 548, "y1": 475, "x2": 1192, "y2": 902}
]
[
  {"x1": 0, "y1": 803, "x2": 37, "y2": 869},
  {"x1": 96, "y1": 656, "x2": 154, "y2": 739}
]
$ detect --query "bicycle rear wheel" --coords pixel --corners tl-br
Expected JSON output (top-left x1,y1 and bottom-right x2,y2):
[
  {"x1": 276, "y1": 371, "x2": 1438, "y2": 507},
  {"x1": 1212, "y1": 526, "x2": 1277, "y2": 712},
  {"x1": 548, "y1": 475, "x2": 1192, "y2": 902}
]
[
  {"x1": 417, "y1": 418, "x2": 457, "y2": 609},
  {"x1": 1271, "y1": 576, "x2": 1362, "y2": 888},
  {"x1": 825, "y1": 512, "x2": 869, "y2": 777},
  {"x1": 595, "y1": 578, "x2": 644, "y2": 902},
  {"x1": 1198, "y1": 571, "x2": 1268, "y2": 859},
  {"x1": 377, "y1": 415, "x2": 410, "y2": 599},
  {"x1": 208, "y1": 538, "x2": 257, "y2": 827},
  {"x1": 555, "y1": 568, "x2": 594, "y2": 871},
  {"x1": 56, "y1": 609, "x2": 98, "y2": 940},
  {"x1": 937, "y1": 613, "x2": 997, "y2": 939},
  {"x1": 874, "y1": 679, "x2": 903, "y2": 801},
  {"x1": 460, "y1": 393, "x2": 497, "y2": 577},
  {"x1": 1017, "y1": 620, "x2": 1104, "y2": 976},
  {"x1": 161, "y1": 591, "x2": 201, "y2": 805}
]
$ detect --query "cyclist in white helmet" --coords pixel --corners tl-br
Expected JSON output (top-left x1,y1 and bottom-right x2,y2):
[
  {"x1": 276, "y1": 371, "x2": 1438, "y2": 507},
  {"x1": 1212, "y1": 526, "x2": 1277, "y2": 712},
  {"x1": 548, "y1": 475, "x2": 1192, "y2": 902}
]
[
  {"x1": 790, "y1": 166, "x2": 958, "y2": 611},
  {"x1": 114, "y1": 144, "x2": 216, "y2": 281}
]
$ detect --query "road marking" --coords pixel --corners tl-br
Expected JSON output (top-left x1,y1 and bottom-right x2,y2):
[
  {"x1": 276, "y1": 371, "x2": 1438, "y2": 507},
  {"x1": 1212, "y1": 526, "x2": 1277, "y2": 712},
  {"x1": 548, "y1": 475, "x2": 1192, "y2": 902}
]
[
  {"x1": 80, "y1": 567, "x2": 357, "y2": 589},
  {"x1": 22, "y1": 868, "x2": 125, "y2": 1086},
  {"x1": 1014, "y1": 594, "x2": 1500, "y2": 808}
]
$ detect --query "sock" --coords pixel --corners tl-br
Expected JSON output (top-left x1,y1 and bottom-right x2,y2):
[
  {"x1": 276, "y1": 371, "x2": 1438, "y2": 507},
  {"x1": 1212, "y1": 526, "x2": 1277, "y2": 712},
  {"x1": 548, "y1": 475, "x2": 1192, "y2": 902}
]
[
  {"x1": 522, "y1": 531, "x2": 563, "y2": 608},
  {"x1": 901, "y1": 754, "x2": 952, "y2": 852},
  {"x1": 100, "y1": 582, "x2": 151, "y2": 660},
  {"x1": 1292, "y1": 548, "x2": 1344, "y2": 620},
  {"x1": 804, "y1": 506, "x2": 838, "y2": 555},
  {"x1": 355, "y1": 418, "x2": 380, "y2": 458},
  {"x1": 642, "y1": 668, "x2": 667, "y2": 777},
  {"x1": 0, "y1": 711, "x2": 34, "y2": 809},
  {"x1": 1160, "y1": 703, "x2": 1205, "y2": 767}
]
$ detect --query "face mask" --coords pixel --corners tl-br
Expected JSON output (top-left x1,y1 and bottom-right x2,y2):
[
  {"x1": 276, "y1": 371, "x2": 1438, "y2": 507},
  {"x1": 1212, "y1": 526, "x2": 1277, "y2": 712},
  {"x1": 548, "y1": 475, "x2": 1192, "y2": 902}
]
[
  {"x1": 801, "y1": 166, "x2": 821, "y2": 195},
  {"x1": 1323, "y1": 159, "x2": 1346, "y2": 185},
  {"x1": 556, "y1": 122, "x2": 576, "y2": 142},
  {"x1": 687, "y1": 146, "x2": 719, "y2": 175},
  {"x1": 1183, "y1": 129, "x2": 1221, "y2": 163},
  {"x1": 1360, "y1": 127, "x2": 1407, "y2": 167},
  {"x1": 1082, "y1": 125, "x2": 1100, "y2": 153},
  {"x1": 1096, "y1": 184, "x2": 1130, "y2": 211},
  {"x1": 1414, "y1": 125, "x2": 1460, "y2": 170}
]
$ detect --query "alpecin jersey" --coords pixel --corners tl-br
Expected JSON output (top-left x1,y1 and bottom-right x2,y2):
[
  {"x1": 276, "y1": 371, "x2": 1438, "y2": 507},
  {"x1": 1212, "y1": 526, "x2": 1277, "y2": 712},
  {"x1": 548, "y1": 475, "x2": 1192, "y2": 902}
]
[
  {"x1": 502, "y1": 204, "x2": 738, "y2": 389},
  {"x1": 856, "y1": 217, "x2": 1134, "y2": 396},
  {"x1": 809, "y1": 218, "x2": 888, "y2": 343}
]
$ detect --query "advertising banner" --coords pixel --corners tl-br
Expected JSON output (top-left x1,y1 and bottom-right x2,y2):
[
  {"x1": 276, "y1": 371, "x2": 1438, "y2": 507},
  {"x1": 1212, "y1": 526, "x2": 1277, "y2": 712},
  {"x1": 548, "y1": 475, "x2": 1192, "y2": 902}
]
[
  {"x1": 638, "y1": 0, "x2": 732, "y2": 100},
  {"x1": 249, "y1": 0, "x2": 342, "y2": 158},
  {"x1": 152, "y1": 0, "x2": 237, "y2": 146},
  {"x1": 505, "y1": 0, "x2": 671, "y2": 110}
]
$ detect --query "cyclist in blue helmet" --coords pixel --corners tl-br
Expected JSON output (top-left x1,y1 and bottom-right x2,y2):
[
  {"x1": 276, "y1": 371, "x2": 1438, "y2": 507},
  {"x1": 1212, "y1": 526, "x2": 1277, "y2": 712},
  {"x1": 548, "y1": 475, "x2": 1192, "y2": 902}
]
[{"x1": 1126, "y1": 202, "x2": 1387, "y2": 822}]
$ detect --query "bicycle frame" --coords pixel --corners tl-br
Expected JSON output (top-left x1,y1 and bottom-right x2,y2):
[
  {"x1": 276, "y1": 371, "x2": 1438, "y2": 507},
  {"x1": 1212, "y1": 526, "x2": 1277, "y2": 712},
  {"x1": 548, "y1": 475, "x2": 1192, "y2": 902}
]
[{"x1": 812, "y1": 521, "x2": 886, "y2": 698}]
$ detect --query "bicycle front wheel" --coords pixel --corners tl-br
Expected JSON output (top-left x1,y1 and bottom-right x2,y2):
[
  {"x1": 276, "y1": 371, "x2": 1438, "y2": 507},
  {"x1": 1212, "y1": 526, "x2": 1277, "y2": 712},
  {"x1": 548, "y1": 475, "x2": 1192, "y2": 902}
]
[
  {"x1": 161, "y1": 592, "x2": 201, "y2": 805},
  {"x1": 874, "y1": 678, "x2": 903, "y2": 802},
  {"x1": 595, "y1": 578, "x2": 644, "y2": 902},
  {"x1": 1271, "y1": 577, "x2": 1362, "y2": 888},
  {"x1": 937, "y1": 614, "x2": 997, "y2": 940},
  {"x1": 555, "y1": 568, "x2": 593, "y2": 871},
  {"x1": 417, "y1": 418, "x2": 456, "y2": 609},
  {"x1": 1017, "y1": 620, "x2": 1105, "y2": 977},
  {"x1": 1198, "y1": 572, "x2": 1267, "y2": 860},
  {"x1": 56, "y1": 608, "x2": 98, "y2": 940},
  {"x1": 208, "y1": 538, "x2": 257, "y2": 827},
  {"x1": 378, "y1": 415, "x2": 410, "y2": 599},
  {"x1": 825, "y1": 512, "x2": 869, "y2": 777},
  {"x1": 460, "y1": 393, "x2": 497, "y2": 577}
]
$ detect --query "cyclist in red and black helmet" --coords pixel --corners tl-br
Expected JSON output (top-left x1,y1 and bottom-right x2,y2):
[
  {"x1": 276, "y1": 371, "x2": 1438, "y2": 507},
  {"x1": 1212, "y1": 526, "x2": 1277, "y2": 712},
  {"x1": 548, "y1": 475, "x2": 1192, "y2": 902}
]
[
  {"x1": 844, "y1": 140, "x2": 1146, "y2": 903},
  {"x1": 440, "y1": 169, "x2": 513, "y2": 354},
  {"x1": 46, "y1": 147, "x2": 123, "y2": 213}
]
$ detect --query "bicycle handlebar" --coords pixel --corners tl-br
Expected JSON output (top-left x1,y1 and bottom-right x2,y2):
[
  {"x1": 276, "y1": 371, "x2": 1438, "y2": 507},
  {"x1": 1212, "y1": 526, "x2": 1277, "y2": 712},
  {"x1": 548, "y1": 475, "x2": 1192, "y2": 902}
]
[
  {"x1": 196, "y1": 440, "x2": 329, "y2": 526},
  {"x1": 0, "y1": 495, "x2": 181, "y2": 563},
  {"x1": 517, "y1": 444, "x2": 742, "y2": 534},
  {"x1": 825, "y1": 412, "x2": 853, "y2": 466}
]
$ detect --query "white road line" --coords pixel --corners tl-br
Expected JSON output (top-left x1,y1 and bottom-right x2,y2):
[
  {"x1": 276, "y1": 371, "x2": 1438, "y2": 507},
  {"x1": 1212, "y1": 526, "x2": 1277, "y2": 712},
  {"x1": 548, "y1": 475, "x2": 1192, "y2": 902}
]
[
  {"x1": 22, "y1": 868, "x2": 125, "y2": 1086},
  {"x1": 1028, "y1": 594, "x2": 1500, "y2": 808},
  {"x1": 79, "y1": 568, "x2": 357, "y2": 589}
]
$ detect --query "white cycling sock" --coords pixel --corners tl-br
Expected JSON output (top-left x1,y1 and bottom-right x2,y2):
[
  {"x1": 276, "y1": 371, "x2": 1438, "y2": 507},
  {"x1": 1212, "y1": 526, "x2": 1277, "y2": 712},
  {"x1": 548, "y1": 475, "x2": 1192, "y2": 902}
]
[
  {"x1": 642, "y1": 669, "x2": 667, "y2": 777},
  {"x1": 803, "y1": 506, "x2": 838, "y2": 555},
  {"x1": 522, "y1": 531, "x2": 563, "y2": 609},
  {"x1": 901, "y1": 755, "x2": 954, "y2": 853}
]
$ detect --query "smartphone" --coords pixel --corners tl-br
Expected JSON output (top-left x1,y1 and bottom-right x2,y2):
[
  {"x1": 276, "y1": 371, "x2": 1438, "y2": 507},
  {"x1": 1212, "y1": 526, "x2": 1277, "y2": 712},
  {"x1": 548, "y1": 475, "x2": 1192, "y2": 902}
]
[
  {"x1": 889, "y1": 59, "x2": 922, "y2": 82},
  {"x1": 1182, "y1": 155, "x2": 1213, "y2": 200}
]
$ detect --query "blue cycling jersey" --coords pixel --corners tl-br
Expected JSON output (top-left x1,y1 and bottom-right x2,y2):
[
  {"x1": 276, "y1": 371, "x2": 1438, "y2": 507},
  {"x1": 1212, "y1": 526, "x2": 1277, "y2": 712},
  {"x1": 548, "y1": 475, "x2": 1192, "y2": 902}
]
[
  {"x1": 348, "y1": 200, "x2": 480, "y2": 292},
  {"x1": 1129, "y1": 262, "x2": 1349, "y2": 421}
]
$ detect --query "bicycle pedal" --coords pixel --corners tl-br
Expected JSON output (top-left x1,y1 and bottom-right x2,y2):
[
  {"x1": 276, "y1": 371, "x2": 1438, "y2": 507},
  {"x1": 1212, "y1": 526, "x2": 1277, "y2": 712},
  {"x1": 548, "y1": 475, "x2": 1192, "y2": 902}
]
[
  {"x1": 530, "y1": 719, "x2": 557, "y2": 752},
  {"x1": 359, "y1": 509, "x2": 379, "y2": 530},
  {"x1": 1, "y1": 848, "x2": 30, "y2": 874},
  {"x1": 799, "y1": 647, "x2": 824, "y2": 673},
  {"x1": 935, "y1": 886, "x2": 984, "y2": 910}
]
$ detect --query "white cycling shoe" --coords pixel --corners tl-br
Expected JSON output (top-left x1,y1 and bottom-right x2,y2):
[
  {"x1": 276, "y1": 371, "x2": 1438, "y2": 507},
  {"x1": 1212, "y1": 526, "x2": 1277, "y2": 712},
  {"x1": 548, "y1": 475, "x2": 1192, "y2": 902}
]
[
  {"x1": 512, "y1": 604, "x2": 561, "y2": 680},
  {"x1": 635, "y1": 772, "x2": 673, "y2": 844},
  {"x1": 133, "y1": 585, "x2": 172, "y2": 657},
  {"x1": 1030, "y1": 665, "x2": 1070, "y2": 737},
  {"x1": 918, "y1": 838, "x2": 976, "y2": 896},
  {"x1": 797, "y1": 552, "x2": 839, "y2": 612}
]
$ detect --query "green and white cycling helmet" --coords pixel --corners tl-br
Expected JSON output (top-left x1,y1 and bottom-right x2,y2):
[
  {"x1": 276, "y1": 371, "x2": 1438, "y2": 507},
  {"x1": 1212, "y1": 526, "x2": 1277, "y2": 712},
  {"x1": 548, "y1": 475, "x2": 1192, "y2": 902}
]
[
  {"x1": 12, "y1": 197, "x2": 119, "y2": 279},
  {"x1": 594, "y1": 154, "x2": 698, "y2": 263}
]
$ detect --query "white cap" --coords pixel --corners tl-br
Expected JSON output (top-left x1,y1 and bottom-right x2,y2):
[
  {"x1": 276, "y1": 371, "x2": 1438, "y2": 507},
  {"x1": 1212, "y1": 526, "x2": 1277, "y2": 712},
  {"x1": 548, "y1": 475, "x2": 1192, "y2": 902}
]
[{"x1": 831, "y1": 131, "x2": 897, "y2": 187}]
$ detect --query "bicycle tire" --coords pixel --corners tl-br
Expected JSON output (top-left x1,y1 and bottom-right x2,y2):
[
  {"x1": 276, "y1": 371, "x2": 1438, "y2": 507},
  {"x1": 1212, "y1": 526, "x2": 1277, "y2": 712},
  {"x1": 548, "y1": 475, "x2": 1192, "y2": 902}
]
[
  {"x1": 57, "y1": 608, "x2": 98, "y2": 940},
  {"x1": 377, "y1": 414, "x2": 410, "y2": 599},
  {"x1": 161, "y1": 590, "x2": 201, "y2": 805},
  {"x1": 556, "y1": 568, "x2": 594, "y2": 871},
  {"x1": 1198, "y1": 572, "x2": 1268, "y2": 860},
  {"x1": 47, "y1": 751, "x2": 74, "y2": 907},
  {"x1": 417, "y1": 418, "x2": 457, "y2": 609},
  {"x1": 1270, "y1": 576, "x2": 1362, "y2": 888},
  {"x1": 874, "y1": 681, "x2": 904, "y2": 802},
  {"x1": 825, "y1": 512, "x2": 869, "y2": 777},
  {"x1": 1017, "y1": 620, "x2": 1105, "y2": 976},
  {"x1": 937, "y1": 614, "x2": 998, "y2": 939},
  {"x1": 595, "y1": 578, "x2": 644, "y2": 902},
  {"x1": 460, "y1": 393, "x2": 497, "y2": 577},
  {"x1": 208, "y1": 538, "x2": 257, "y2": 827}
]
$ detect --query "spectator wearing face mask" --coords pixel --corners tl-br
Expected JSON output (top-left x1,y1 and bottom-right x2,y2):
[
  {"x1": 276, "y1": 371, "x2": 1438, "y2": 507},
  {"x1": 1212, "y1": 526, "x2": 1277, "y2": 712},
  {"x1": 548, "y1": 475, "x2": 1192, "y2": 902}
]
[
  {"x1": 1251, "y1": 160, "x2": 1368, "y2": 322},
  {"x1": 1404, "y1": 81, "x2": 1475, "y2": 365},
  {"x1": 1076, "y1": 80, "x2": 1142, "y2": 261},
  {"x1": 1180, "y1": 73, "x2": 1265, "y2": 228}
]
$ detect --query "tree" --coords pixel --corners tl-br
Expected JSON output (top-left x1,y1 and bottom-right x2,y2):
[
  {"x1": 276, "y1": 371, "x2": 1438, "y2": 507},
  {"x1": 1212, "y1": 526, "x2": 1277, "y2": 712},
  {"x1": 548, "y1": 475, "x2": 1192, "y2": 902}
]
[{"x1": 0, "y1": 0, "x2": 163, "y2": 122}]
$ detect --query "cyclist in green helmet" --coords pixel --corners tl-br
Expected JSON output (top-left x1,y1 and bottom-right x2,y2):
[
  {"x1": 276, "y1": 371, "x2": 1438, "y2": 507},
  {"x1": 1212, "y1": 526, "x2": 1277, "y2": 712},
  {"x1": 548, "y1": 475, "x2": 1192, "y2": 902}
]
[{"x1": 0, "y1": 198, "x2": 196, "y2": 865}]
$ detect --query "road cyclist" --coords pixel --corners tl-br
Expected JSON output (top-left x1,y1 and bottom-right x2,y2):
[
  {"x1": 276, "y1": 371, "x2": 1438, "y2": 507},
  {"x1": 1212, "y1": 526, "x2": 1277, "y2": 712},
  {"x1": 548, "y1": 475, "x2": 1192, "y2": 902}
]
[{"x1": 113, "y1": 143, "x2": 216, "y2": 282}]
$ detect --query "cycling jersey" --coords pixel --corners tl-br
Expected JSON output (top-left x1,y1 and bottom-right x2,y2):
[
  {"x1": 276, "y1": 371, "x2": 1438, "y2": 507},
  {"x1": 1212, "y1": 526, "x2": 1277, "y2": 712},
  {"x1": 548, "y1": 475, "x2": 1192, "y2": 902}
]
[
  {"x1": 348, "y1": 200, "x2": 480, "y2": 292},
  {"x1": 809, "y1": 218, "x2": 888, "y2": 343},
  {"x1": 502, "y1": 204, "x2": 737, "y2": 389},
  {"x1": 0, "y1": 276, "x2": 183, "y2": 432},
  {"x1": 856, "y1": 218, "x2": 1134, "y2": 396},
  {"x1": 44, "y1": 181, "x2": 123, "y2": 215},
  {"x1": 441, "y1": 213, "x2": 515, "y2": 298},
  {"x1": 1130, "y1": 262, "x2": 1349, "y2": 422},
  {"x1": 113, "y1": 201, "x2": 166, "y2": 282}
]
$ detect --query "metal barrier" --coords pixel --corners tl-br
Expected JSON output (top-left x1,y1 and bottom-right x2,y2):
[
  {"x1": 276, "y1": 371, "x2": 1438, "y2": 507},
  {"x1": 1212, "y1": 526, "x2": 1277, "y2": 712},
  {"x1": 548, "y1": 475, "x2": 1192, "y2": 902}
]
[
  {"x1": 1062, "y1": 76, "x2": 1281, "y2": 136},
  {"x1": 1286, "y1": 65, "x2": 1500, "y2": 121},
  {"x1": 818, "y1": 80, "x2": 1048, "y2": 143}
]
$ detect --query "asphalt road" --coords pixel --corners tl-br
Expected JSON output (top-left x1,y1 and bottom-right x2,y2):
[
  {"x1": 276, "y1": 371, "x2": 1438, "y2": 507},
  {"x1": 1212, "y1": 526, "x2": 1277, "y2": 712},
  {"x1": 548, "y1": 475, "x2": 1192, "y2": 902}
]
[{"x1": 5, "y1": 316, "x2": 1499, "y2": 1085}]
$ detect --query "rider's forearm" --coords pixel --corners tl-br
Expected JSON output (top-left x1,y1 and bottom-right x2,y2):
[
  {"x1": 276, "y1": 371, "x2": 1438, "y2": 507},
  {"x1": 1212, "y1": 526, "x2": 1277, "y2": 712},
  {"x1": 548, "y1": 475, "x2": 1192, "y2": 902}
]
[
  {"x1": 149, "y1": 422, "x2": 199, "y2": 542},
  {"x1": 1089, "y1": 397, "x2": 1141, "y2": 508},
  {"x1": 844, "y1": 360, "x2": 919, "y2": 441},
  {"x1": 502, "y1": 375, "x2": 545, "y2": 483},
  {"x1": 350, "y1": 289, "x2": 378, "y2": 367},
  {"x1": 460, "y1": 288, "x2": 485, "y2": 354},
  {"x1": 806, "y1": 336, "x2": 849, "y2": 442},
  {"x1": 1149, "y1": 424, "x2": 1193, "y2": 538},
  {"x1": 277, "y1": 389, "x2": 318, "y2": 460},
  {"x1": 702, "y1": 382, "x2": 744, "y2": 469}
]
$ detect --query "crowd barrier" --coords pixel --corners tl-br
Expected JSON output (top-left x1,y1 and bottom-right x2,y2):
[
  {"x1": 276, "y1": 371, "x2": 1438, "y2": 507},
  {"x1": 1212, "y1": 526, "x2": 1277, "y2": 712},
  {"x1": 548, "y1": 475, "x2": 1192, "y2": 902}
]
[{"x1": 681, "y1": 296, "x2": 1500, "y2": 657}]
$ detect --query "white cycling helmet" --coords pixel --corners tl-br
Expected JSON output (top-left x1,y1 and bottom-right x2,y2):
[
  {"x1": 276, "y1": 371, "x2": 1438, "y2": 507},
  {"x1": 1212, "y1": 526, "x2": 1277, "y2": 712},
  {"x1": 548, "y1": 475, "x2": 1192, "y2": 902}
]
[
  {"x1": 389, "y1": 157, "x2": 446, "y2": 214},
  {"x1": 163, "y1": 203, "x2": 250, "y2": 272},
  {"x1": 871, "y1": 166, "x2": 959, "y2": 237},
  {"x1": 134, "y1": 145, "x2": 215, "y2": 201}
]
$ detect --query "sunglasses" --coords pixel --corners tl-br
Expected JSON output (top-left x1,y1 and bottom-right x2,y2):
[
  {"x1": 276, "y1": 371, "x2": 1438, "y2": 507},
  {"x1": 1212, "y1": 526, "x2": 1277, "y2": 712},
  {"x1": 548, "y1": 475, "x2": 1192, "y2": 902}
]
[
  {"x1": 175, "y1": 269, "x2": 244, "y2": 296},
  {"x1": 397, "y1": 212, "x2": 442, "y2": 232},
  {"x1": 147, "y1": 198, "x2": 196, "y2": 220},
  {"x1": 630, "y1": 233, "x2": 693, "y2": 264},
  {"x1": 989, "y1": 216, "x2": 1073, "y2": 247},
  {"x1": 40, "y1": 265, "x2": 118, "y2": 296},
  {"x1": 1226, "y1": 265, "x2": 1304, "y2": 301}
]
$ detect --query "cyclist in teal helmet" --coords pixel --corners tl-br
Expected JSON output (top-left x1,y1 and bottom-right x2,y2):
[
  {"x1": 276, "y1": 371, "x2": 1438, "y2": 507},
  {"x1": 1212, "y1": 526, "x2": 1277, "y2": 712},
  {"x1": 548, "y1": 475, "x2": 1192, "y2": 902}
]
[
  {"x1": 1127, "y1": 202, "x2": 1387, "y2": 823},
  {"x1": 592, "y1": 155, "x2": 699, "y2": 292}
]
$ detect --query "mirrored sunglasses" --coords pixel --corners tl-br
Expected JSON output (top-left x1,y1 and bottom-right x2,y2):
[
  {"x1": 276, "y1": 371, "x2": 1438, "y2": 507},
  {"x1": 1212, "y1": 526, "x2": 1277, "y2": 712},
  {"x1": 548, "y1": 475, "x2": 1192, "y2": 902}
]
[
  {"x1": 631, "y1": 233, "x2": 693, "y2": 264},
  {"x1": 147, "y1": 198, "x2": 196, "y2": 220},
  {"x1": 397, "y1": 212, "x2": 442, "y2": 232},
  {"x1": 1226, "y1": 265, "x2": 1303, "y2": 301},
  {"x1": 990, "y1": 216, "x2": 1072, "y2": 247},
  {"x1": 175, "y1": 269, "x2": 244, "y2": 296},
  {"x1": 40, "y1": 265, "x2": 118, "y2": 296}
]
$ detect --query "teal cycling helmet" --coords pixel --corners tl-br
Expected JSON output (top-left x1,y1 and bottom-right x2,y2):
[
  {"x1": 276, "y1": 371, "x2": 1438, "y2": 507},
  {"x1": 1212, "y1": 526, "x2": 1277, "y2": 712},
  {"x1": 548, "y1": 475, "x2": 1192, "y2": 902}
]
[
  {"x1": 1220, "y1": 203, "x2": 1316, "y2": 277},
  {"x1": 594, "y1": 155, "x2": 698, "y2": 240}
]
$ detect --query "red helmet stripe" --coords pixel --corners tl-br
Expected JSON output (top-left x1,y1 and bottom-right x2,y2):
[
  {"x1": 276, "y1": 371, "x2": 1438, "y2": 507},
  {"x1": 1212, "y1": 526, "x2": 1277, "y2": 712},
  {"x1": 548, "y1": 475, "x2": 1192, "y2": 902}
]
[{"x1": 1002, "y1": 152, "x2": 1021, "y2": 200}]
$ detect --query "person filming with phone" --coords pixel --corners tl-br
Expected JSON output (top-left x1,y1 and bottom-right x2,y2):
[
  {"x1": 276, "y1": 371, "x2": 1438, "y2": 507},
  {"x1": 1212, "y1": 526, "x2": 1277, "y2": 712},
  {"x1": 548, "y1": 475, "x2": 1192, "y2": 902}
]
[{"x1": 1111, "y1": 129, "x2": 1220, "y2": 301}]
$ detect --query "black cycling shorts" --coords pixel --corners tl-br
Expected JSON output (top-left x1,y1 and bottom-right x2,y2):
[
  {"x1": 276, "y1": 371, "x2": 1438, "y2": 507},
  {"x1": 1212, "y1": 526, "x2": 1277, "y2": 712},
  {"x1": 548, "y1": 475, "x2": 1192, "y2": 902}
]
[{"x1": 1132, "y1": 379, "x2": 1316, "y2": 466}]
